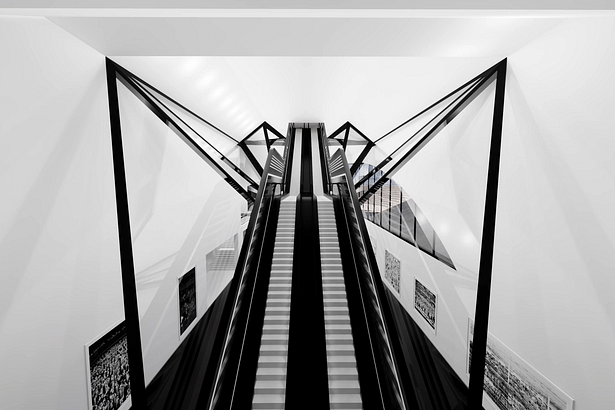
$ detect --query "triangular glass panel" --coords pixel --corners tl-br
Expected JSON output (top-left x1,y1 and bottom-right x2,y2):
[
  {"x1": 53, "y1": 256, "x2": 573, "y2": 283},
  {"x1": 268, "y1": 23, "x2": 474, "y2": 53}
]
[
  {"x1": 131, "y1": 79, "x2": 259, "y2": 192},
  {"x1": 114, "y1": 66, "x2": 256, "y2": 203},
  {"x1": 132, "y1": 76, "x2": 238, "y2": 158}
]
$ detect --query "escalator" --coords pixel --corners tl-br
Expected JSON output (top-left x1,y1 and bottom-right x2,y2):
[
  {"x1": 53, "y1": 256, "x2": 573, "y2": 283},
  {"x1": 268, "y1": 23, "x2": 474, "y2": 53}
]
[{"x1": 201, "y1": 123, "x2": 416, "y2": 410}]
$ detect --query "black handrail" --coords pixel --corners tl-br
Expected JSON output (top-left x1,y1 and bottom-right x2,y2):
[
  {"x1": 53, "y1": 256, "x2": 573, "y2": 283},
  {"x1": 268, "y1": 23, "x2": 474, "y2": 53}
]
[
  {"x1": 282, "y1": 124, "x2": 295, "y2": 194},
  {"x1": 331, "y1": 147, "x2": 416, "y2": 410},
  {"x1": 205, "y1": 142, "x2": 286, "y2": 410},
  {"x1": 317, "y1": 123, "x2": 332, "y2": 194}
]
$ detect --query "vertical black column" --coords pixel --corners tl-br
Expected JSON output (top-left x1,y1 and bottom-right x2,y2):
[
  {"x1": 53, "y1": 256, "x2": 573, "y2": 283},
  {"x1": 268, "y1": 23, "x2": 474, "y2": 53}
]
[
  {"x1": 286, "y1": 127, "x2": 330, "y2": 409},
  {"x1": 468, "y1": 59, "x2": 507, "y2": 408},
  {"x1": 105, "y1": 58, "x2": 147, "y2": 410}
]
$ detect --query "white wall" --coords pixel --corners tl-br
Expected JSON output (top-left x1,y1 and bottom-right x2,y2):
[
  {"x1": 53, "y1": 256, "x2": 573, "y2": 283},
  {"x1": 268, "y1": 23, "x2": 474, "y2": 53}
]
[
  {"x1": 491, "y1": 17, "x2": 615, "y2": 410},
  {"x1": 0, "y1": 16, "x2": 122, "y2": 410},
  {"x1": 118, "y1": 81, "x2": 244, "y2": 385},
  {"x1": 0, "y1": 16, "x2": 245, "y2": 409},
  {"x1": 371, "y1": 16, "x2": 615, "y2": 410}
]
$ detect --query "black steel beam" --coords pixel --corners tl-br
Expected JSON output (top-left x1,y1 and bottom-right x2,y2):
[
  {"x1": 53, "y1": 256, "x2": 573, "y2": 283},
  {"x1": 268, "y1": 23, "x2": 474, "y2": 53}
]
[
  {"x1": 468, "y1": 59, "x2": 508, "y2": 408},
  {"x1": 105, "y1": 58, "x2": 147, "y2": 410},
  {"x1": 264, "y1": 122, "x2": 286, "y2": 140},
  {"x1": 348, "y1": 122, "x2": 373, "y2": 143},
  {"x1": 328, "y1": 121, "x2": 349, "y2": 140},
  {"x1": 343, "y1": 125, "x2": 351, "y2": 149},
  {"x1": 263, "y1": 125, "x2": 271, "y2": 150},
  {"x1": 241, "y1": 122, "x2": 266, "y2": 144}
]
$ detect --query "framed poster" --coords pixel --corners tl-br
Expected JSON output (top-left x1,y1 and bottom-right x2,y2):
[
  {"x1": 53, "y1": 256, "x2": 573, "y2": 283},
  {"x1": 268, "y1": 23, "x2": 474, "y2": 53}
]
[
  {"x1": 467, "y1": 319, "x2": 574, "y2": 410},
  {"x1": 384, "y1": 249, "x2": 401, "y2": 294},
  {"x1": 414, "y1": 277, "x2": 437, "y2": 332},
  {"x1": 85, "y1": 320, "x2": 131, "y2": 410},
  {"x1": 179, "y1": 267, "x2": 197, "y2": 336}
]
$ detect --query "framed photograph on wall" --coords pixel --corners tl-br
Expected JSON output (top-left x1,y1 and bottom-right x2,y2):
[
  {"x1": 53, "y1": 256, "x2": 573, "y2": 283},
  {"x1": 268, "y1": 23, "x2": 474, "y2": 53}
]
[
  {"x1": 384, "y1": 249, "x2": 401, "y2": 294},
  {"x1": 85, "y1": 320, "x2": 131, "y2": 410},
  {"x1": 467, "y1": 319, "x2": 574, "y2": 410},
  {"x1": 178, "y1": 267, "x2": 197, "y2": 336},
  {"x1": 414, "y1": 277, "x2": 437, "y2": 332}
]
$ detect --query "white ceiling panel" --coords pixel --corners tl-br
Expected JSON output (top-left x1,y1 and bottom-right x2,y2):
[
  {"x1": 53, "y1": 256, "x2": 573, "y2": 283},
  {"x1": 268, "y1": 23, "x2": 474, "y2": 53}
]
[{"x1": 47, "y1": 17, "x2": 562, "y2": 57}]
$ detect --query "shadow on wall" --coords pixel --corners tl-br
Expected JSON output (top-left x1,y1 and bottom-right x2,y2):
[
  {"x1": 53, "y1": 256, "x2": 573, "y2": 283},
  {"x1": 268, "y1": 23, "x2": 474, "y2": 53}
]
[
  {"x1": 505, "y1": 65, "x2": 615, "y2": 331},
  {"x1": 134, "y1": 177, "x2": 243, "y2": 386},
  {"x1": 0, "y1": 76, "x2": 110, "y2": 330}
]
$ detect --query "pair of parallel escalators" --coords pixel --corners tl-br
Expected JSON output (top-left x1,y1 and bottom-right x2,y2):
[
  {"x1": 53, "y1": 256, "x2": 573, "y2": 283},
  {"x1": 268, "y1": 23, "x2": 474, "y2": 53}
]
[{"x1": 208, "y1": 125, "x2": 408, "y2": 410}]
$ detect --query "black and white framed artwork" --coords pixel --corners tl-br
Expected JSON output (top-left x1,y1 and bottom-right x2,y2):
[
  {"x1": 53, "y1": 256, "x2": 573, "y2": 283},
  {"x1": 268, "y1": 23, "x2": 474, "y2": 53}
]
[
  {"x1": 467, "y1": 319, "x2": 574, "y2": 410},
  {"x1": 414, "y1": 277, "x2": 437, "y2": 332},
  {"x1": 179, "y1": 267, "x2": 197, "y2": 336},
  {"x1": 85, "y1": 320, "x2": 131, "y2": 410},
  {"x1": 384, "y1": 249, "x2": 401, "y2": 294}
]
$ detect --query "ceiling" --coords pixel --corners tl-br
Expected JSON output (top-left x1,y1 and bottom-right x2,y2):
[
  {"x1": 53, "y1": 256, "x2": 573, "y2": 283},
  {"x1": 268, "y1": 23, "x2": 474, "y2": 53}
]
[
  {"x1": 2, "y1": 0, "x2": 610, "y2": 141},
  {"x1": 48, "y1": 17, "x2": 562, "y2": 58}
]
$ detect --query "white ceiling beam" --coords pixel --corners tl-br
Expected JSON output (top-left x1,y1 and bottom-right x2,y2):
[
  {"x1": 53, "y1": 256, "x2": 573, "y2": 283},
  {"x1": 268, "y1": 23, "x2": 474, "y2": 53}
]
[{"x1": 2, "y1": 0, "x2": 615, "y2": 17}]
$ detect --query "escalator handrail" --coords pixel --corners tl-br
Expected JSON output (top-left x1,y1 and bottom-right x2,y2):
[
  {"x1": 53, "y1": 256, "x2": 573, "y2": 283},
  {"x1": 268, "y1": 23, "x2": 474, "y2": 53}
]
[
  {"x1": 332, "y1": 147, "x2": 409, "y2": 410},
  {"x1": 282, "y1": 123, "x2": 295, "y2": 194},
  {"x1": 206, "y1": 145, "x2": 285, "y2": 410},
  {"x1": 317, "y1": 123, "x2": 332, "y2": 194}
]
